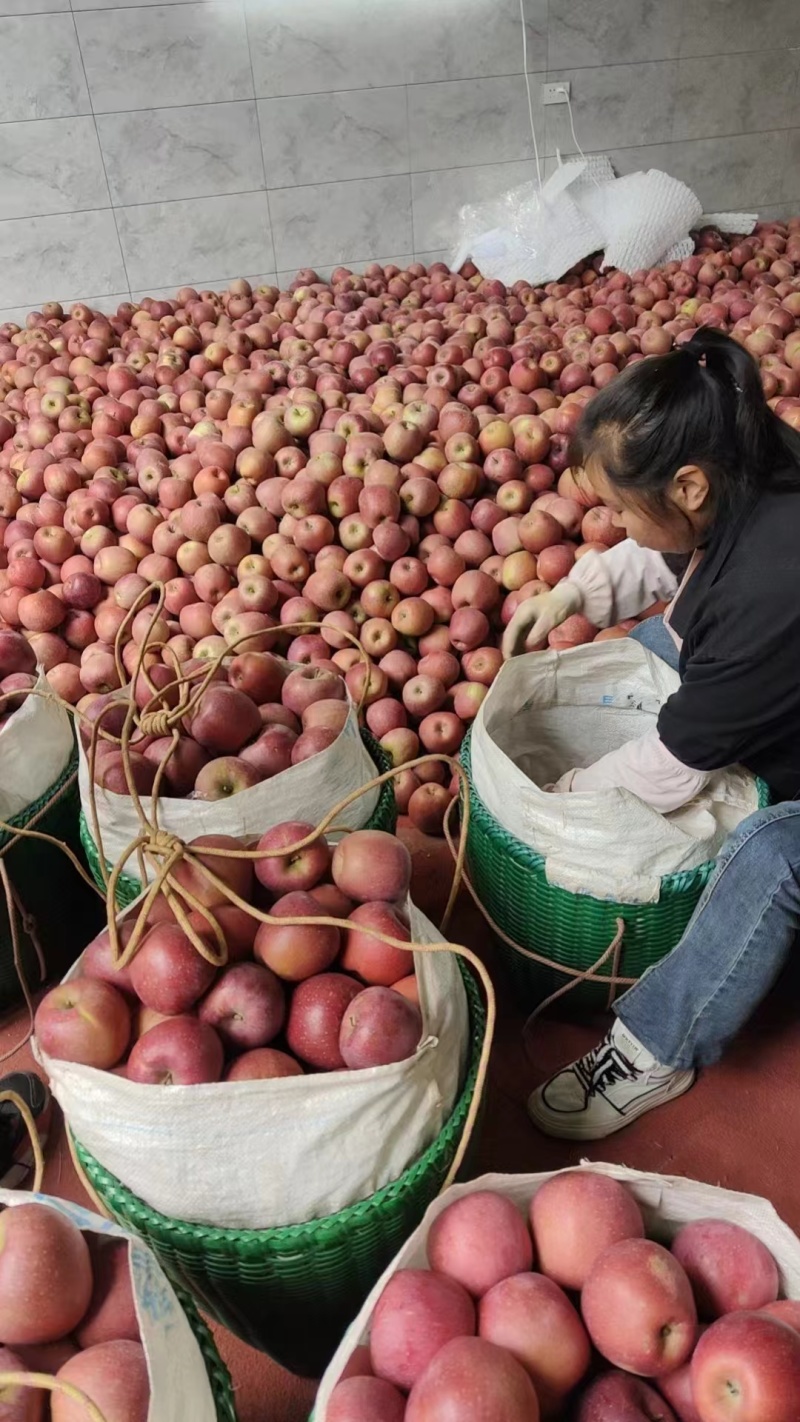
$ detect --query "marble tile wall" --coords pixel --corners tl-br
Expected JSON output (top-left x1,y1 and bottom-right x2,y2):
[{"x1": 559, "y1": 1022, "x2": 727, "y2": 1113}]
[{"x1": 0, "y1": 0, "x2": 798, "y2": 322}]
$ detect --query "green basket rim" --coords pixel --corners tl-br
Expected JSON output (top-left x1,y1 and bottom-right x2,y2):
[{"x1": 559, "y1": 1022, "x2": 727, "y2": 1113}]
[
  {"x1": 79, "y1": 726, "x2": 395, "y2": 901},
  {"x1": 460, "y1": 725, "x2": 771, "y2": 899},
  {"x1": 72, "y1": 961, "x2": 485, "y2": 1249},
  {"x1": 0, "y1": 745, "x2": 78, "y2": 851}
]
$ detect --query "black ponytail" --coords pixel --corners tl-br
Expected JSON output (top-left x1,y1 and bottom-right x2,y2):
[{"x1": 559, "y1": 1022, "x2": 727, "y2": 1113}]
[{"x1": 571, "y1": 329, "x2": 800, "y2": 520}]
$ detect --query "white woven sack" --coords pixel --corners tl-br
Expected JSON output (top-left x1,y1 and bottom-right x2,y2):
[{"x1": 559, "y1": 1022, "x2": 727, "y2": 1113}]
[
  {"x1": 0, "y1": 1189, "x2": 217, "y2": 1422},
  {"x1": 314, "y1": 1161, "x2": 800, "y2": 1418},
  {"x1": 0, "y1": 669, "x2": 73, "y2": 821},
  {"x1": 37, "y1": 897, "x2": 469, "y2": 1231},
  {"x1": 78, "y1": 694, "x2": 379, "y2": 882},
  {"x1": 469, "y1": 641, "x2": 760, "y2": 903}
]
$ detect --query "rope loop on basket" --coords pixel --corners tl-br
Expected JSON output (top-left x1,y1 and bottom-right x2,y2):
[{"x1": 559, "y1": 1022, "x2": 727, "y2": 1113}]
[
  {"x1": 0, "y1": 1374, "x2": 109, "y2": 1422},
  {"x1": 441, "y1": 795, "x2": 639, "y2": 1052},
  {"x1": 0, "y1": 1087, "x2": 45, "y2": 1191}
]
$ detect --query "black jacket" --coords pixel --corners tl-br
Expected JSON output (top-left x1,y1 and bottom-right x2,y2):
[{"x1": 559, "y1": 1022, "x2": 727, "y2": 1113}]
[{"x1": 659, "y1": 480, "x2": 800, "y2": 802}]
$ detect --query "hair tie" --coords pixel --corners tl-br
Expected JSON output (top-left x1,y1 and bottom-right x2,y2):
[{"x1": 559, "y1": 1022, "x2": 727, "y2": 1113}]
[{"x1": 685, "y1": 343, "x2": 742, "y2": 394}]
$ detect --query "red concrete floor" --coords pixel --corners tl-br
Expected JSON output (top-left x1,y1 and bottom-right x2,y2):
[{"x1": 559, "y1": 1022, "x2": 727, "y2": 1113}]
[{"x1": 3, "y1": 823, "x2": 799, "y2": 1422}]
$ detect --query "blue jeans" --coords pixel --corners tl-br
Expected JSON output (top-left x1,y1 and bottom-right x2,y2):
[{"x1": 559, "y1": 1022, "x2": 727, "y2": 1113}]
[{"x1": 612, "y1": 618, "x2": 800, "y2": 1068}]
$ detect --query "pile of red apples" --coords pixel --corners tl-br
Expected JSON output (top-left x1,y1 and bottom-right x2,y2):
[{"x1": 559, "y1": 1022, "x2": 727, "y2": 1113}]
[
  {"x1": 325, "y1": 1170, "x2": 800, "y2": 1422},
  {"x1": 2, "y1": 218, "x2": 799, "y2": 832},
  {"x1": 0, "y1": 1201, "x2": 149, "y2": 1422},
  {"x1": 34, "y1": 826, "x2": 424, "y2": 1085}
]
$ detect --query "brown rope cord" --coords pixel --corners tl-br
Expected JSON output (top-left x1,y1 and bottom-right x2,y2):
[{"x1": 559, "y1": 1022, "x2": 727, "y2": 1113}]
[
  {"x1": 441, "y1": 796, "x2": 637, "y2": 1023},
  {"x1": 0, "y1": 1087, "x2": 44, "y2": 1191},
  {"x1": 105, "y1": 754, "x2": 471, "y2": 972},
  {"x1": 0, "y1": 1374, "x2": 108, "y2": 1422}
]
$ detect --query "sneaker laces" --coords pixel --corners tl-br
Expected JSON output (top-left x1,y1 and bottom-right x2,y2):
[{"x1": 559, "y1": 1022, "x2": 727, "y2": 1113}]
[{"x1": 584, "y1": 1043, "x2": 640, "y2": 1098}]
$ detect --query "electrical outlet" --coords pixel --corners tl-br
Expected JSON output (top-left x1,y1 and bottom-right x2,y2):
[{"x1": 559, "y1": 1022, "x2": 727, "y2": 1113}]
[{"x1": 542, "y1": 82, "x2": 571, "y2": 106}]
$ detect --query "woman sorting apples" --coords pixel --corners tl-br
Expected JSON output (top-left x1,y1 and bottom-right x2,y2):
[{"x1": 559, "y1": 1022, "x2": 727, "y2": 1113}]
[{"x1": 503, "y1": 328, "x2": 800, "y2": 1140}]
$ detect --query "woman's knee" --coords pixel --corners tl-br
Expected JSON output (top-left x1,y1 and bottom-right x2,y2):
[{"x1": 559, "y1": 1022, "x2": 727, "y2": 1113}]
[{"x1": 720, "y1": 801, "x2": 800, "y2": 872}]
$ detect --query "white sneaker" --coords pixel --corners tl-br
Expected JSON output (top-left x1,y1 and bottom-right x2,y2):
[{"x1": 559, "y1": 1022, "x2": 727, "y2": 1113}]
[{"x1": 527, "y1": 1020, "x2": 696, "y2": 1140}]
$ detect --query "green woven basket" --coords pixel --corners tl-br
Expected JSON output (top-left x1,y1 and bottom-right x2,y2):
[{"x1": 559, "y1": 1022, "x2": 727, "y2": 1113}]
[
  {"x1": 80, "y1": 727, "x2": 397, "y2": 909},
  {"x1": 0, "y1": 747, "x2": 102, "y2": 1012},
  {"x1": 460, "y1": 728, "x2": 770, "y2": 1014},
  {"x1": 72, "y1": 962, "x2": 485, "y2": 1379},
  {"x1": 172, "y1": 1285, "x2": 238, "y2": 1422}
]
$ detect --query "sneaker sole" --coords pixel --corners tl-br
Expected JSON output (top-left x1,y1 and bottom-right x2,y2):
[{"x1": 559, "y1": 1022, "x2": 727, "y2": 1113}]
[{"x1": 527, "y1": 1071, "x2": 696, "y2": 1141}]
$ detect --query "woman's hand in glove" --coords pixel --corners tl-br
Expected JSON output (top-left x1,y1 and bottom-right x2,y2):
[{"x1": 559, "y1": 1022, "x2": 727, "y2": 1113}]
[{"x1": 501, "y1": 583, "x2": 582, "y2": 659}]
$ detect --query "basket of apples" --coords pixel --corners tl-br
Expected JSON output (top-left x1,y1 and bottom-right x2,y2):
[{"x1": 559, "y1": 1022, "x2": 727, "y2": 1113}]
[
  {"x1": 0, "y1": 632, "x2": 101, "y2": 1014},
  {"x1": 76, "y1": 597, "x2": 395, "y2": 908},
  {"x1": 314, "y1": 1162, "x2": 800, "y2": 1422},
  {"x1": 32, "y1": 800, "x2": 490, "y2": 1376},
  {"x1": 0, "y1": 1186, "x2": 236, "y2": 1422}
]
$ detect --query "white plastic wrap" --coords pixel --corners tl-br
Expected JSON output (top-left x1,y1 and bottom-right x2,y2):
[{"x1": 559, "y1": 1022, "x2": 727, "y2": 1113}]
[
  {"x1": 0, "y1": 1189, "x2": 218, "y2": 1422},
  {"x1": 37, "y1": 897, "x2": 468, "y2": 1231},
  {"x1": 578, "y1": 170, "x2": 702, "y2": 274},
  {"x1": 701, "y1": 212, "x2": 758, "y2": 234},
  {"x1": 314, "y1": 1162, "x2": 800, "y2": 1418},
  {"x1": 469, "y1": 641, "x2": 760, "y2": 904},
  {"x1": 451, "y1": 170, "x2": 604, "y2": 288},
  {"x1": 450, "y1": 153, "x2": 711, "y2": 286}
]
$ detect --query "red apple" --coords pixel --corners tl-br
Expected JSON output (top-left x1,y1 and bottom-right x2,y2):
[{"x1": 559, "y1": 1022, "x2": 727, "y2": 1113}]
[
  {"x1": 188, "y1": 683, "x2": 261, "y2": 754},
  {"x1": 691, "y1": 1312, "x2": 800, "y2": 1422},
  {"x1": 576, "y1": 1371, "x2": 678, "y2": 1421},
  {"x1": 285, "y1": 972, "x2": 361, "y2": 1070},
  {"x1": 530, "y1": 1171, "x2": 645, "y2": 1290},
  {"x1": 405, "y1": 1337, "x2": 538, "y2": 1422},
  {"x1": 254, "y1": 821, "x2": 331, "y2": 894},
  {"x1": 194, "y1": 755, "x2": 262, "y2": 799},
  {"x1": 339, "y1": 986, "x2": 422, "y2": 1068},
  {"x1": 370, "y1": 1270, "x2": 476, "y2": 1392},
  {"x1": 0, "y1": 1204, "x2": 93, "y2": 1346},
  {"x1": 79, "y1": 921, "x2": 137, "y2": 995},
  {"x1": 428, "y1": 1191, "x2": 533, "y2": 1298},
  {"x1": 52, "y1": 1340, "x2": 149, "y2": 1422},
  {"x1": 227, "y1": 650, "x2": 285, "y2": 702},
  {"x1": 582, "y1": 1238, "x2": 697, "y2": 1377},
  {"x1": 34, "y1": 979, "x2": 130, "y2": 1069},
  {"x1": 254, "y1": 890, "x2": 340, "y2": 980},
  {"x1": 198, "y1": 962, "x2": 285, "y2": 1051},
  {"x1": 327, "y1": 1376, "x2": 406, "y2": 1422},
  {"x1": 126, "y1": 1015, "x2": 224, "y2": 1085},
  {"x1": 129, "y1": 923, "x2": 217, "y2": 1015},
  {"x1": 282, "y1": 665, "x2": 346, "y2": 715},
  {"x1": 341, "y1": 902, "x2": 412, "y2": 984},
  {"x1": 671, "y1": 1219, "x2": 779, "y2": 1319},
  {"x1": 224, "y1": 1047, "x2": 304, "y2": 1081},
  {"x1": 332, "y1": 830, "x2": 411, "y2": 903},
  {"x1": 76, "y1": 1238, "x2": 139, "y2": 1348}
]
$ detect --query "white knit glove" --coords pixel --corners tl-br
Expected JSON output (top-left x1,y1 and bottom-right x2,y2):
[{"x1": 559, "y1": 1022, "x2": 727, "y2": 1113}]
[{"x1": 501, "y1": 583, "x2": 583, "y2": 659}]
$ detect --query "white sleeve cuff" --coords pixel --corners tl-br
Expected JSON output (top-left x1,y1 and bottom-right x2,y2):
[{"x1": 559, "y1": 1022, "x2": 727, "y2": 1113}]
[
  {"x1": 555, "y1": 728, "x2": 712, "y2": 812},
  {"x1": 569, "y1": 540, "x2": 679, "y2": 628}
]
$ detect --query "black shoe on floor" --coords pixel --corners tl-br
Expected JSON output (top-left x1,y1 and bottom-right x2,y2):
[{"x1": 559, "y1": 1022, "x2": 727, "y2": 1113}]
[{"x1": 0, "y1": 1071, "x2": 51, "y2": 1189}]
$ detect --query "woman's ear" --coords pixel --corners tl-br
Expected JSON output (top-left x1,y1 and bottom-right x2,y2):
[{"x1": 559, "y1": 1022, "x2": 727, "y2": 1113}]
[{"x1": 672, "y1": 463, "x2": 710, "y2": 515}]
